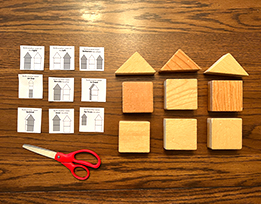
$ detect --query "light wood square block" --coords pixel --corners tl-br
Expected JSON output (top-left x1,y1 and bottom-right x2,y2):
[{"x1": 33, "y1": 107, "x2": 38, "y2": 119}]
[
  {"x1": 160, "y1": 49, "x2": 201, "y2": 72},
  {"x1": 164, "y1": 79, "x2": 198, "y2": 110},
  {"x1": 118, "y1": 121, "x2": 150, "y2": 153},
  {"x1": 208, "y1": 80, "x2": 243, "y2": 112},
  {"x1": 122, "y1": 81, "x2": 153, "y2": 113},
  {"x1": 207, "y1": 118, "x2": 242, "y2": 150},
  {"x1": 164, "y1": 119, "x2": 197, "y2": 150},
  {"x1": 115, "y1": 52, "x2": 156, "y2": 75}
]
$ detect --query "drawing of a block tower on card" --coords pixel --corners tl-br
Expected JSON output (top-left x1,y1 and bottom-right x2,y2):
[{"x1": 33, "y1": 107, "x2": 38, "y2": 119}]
[
  {"x1": 53, "y1": 52, "x2": 61, "y2": 69},
  {"x1": 24, "y1": 52, "x2": 32, "y2": 70},
  {"x1": 95, "y1": 114, "x2": 103, "y2": 131},
  {"x1": 63, "y1": 84, "x2": 71, "y2": 101},
  {"x1": 81, "y1": 55, "x2": 87, "y2": 70},
  {"x1": 34, "y1": 52, "x2": 42, "y2": 70},
  {"x1": 97, "y1": 55, "x2": 103, "y2": 70},
  {"x1": 53, "y1": 84, "x2": 62, "y2": 101},
  {"x1": 53, "y1": 114, "x2": 61, "y2": 131},
  {"x1": 89, "y1": 55, "x2": 95, "y2": 69},
  {"x1": 64, "y1": 53, "x2": 71, "y2": 70},
  {"x1": 89, "y1": 84, "x2": 99, "y2": 101},
  {"x1": 25, "y1": 114, "x2": 35, "y2": 131},
  {"x1": 63, "y1": 115, "x2": 71, "y2": 133},
  {"x1": 28, "y1": 79, "x2": 34, "y2": 98},
  {"x1": 81, "y1": 114, "x2": 87, "y2": 126}
]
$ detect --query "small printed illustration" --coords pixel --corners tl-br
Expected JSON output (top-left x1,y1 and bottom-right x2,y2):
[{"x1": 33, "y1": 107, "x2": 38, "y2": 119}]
[
  {"x1": 64, "y1": 53, "x2": 71, "y2": 70},
  {"x1": 89, "y1": 55, "x2": 95, "y2": 69},
  {"x1": 79, "y1": 107, "x2": 104, "y2": 133},
  {"x1": 94, "y1": 114, "x2": 103, "y2": 132},
  {"x1": 49, "y1": 46, "x2": 75, "y2": 70},
  {"x1": 48, "y1": 77, "x2": 74, "y2": 102},
  {"x1": 53, "y1": 114, "x2": 61, "y2": 131},
  {"x1": 89, "y1": 84, "x2": 99, "y2": 101},
  {"x1": 17, "y1": 108, "x2": 42, "y2": 133},
  {"x1": 81, "y1": 55, "x2": 87, "y2": 69},
  {"x1": 18, "y1": 74, "x2": 43, "y2": 99},
  {"x1": 53, "y1": 84, "x2": 62, "y2": 100},
  {"x1": 81, "y1": 114, "x2": 87, "y2": 126},
  {"x1": 20, "y1": 46, "x2": 45, "y2": 70},
  {"x1": 63, "y1": 84, "x2": 71, "y2": 100},
  {"x1": 63, "y1": 115, "x2": 71, "y2": 133},
  {"x1": 25, "y1": 114, "x2": 35, "y2": 131},
  {"x1": 34, "y1": 52, "x2": 42, "y2": 70},
  {"x1": 79, "y1": 47, "x2": 104, "y2": 71},
  {"x1": 53, "y1": 52, "x2": 62, "y2": 69},
  {"x1": 24, "y1": 52, "x2": 32, "y2": 70},
  {"x1": 81, "y1": 78, "x2": 106, "y2": 102},
  {"x1": 49, "y1": 109, "x2": 74, "y2": 134},
  {"x1": 28, "y1": 79, "x2": 34, "y2": 98},
  {"x1": 97, "y1": 55, "x2": 103, "y2": 69}
]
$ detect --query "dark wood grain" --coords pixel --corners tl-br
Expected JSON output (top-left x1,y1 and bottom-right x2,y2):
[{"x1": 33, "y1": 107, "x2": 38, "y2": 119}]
[
  {"x1": 1, "y1": 187, "x2": 261, "y2": 203},
  {"x1": 0, "y1": 0, "x2": 261, "y2": 203},
  {"x1": 0, "y1": 0, "x2": 260, "y2": 34}
]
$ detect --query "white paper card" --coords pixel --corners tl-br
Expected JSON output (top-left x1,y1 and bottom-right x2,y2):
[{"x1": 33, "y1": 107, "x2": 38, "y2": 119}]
[
  {"x1": 18, "y1": 74, "x2": 43, "y2": 99},
  {"x1": 79, "y1": 107, "x2": 104, "y2": 132},
  {"x1": 17, "y1": 107, "x2": 42, "y2": 133},
  {"x1": 48, "y1": 77, "x2": 74, "y2": 102},
  {"x1": 20, "y1": 45, "x2": 45, "y2": 70},
  {"x1": 49, "y1": 46, "x2": 75, "y2": 70},
  {"x1": 79, "y1": 47, "x2": 104, "y2": 71},
  {"x1": 49, "y1": 109, "x2": 74, "y2": 133},
  {"x1": 81, "y1": 78, "x2": 106, "y2": 102}
]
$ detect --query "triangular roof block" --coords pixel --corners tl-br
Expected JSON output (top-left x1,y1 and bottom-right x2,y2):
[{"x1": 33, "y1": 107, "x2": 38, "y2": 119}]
[
  {"x1": 204, "y1": 53, "x2": 249, "y2": 77},
  {"x1": 159, "y1": 49, "x2": 201, "y2": 72},
  {"x1": 115, "y1": 52, "x2": 156, "y2": 75}
]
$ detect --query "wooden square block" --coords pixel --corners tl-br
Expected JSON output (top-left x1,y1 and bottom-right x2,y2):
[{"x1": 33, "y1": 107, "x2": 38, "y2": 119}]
[
  {"x1": 164, "y1": 79, "x2": 197, "y2": 110},
  {"x1": 122, "y1": 82, "x2": 153, "y2": 113},
  {"x1": 118, "y1": 121, "x2": 150, "y2": 153},
  {"x1": 208, "y1": 80, "x2": 243, "y2": 112},
  {"x1": 207, "y1": 118, "x2": 242, "y2": 150},
  {"x1": 164, "y1": 119, "x2": 197, "y2": 150}
]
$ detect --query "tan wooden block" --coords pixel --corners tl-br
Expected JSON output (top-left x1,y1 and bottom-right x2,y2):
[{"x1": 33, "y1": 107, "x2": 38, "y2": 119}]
[
  {"x1": 204, "y1": 53, "x2": 249, "y2": 77},
  {"x1": 115, "y1": 52, "x2": 156, "y2": 75},
  {"x1": 208, "y1": 80, "x2": 243, "y2": 112},
  {"x1": 207, "y1": 118, "x2": 242, "y2": 150},
  {"x1": 160, "y1": 49, "x2": 201, "y2": 72},
  {"x1": 164, "y1": 119, "x2": 197, "y2": 150},
  {"x1": 118, "y1": 121, "x2": 150, "y2": 153},
  {"x1": 164, "y1": 79, "x2": 197, "y2": 110},
  {"x1": 122, "y1": 81, "x2": 153, "y2": 113}
]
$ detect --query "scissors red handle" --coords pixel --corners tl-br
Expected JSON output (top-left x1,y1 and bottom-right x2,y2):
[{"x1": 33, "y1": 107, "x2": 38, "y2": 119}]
[{"x1": 55, "y1": 149, "x2": 101, "y2": 180}]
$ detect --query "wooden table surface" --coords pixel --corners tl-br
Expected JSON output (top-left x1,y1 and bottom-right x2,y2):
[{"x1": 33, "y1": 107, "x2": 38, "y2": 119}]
[{"x1": 0, "y1": 0, "x2": 261, "y2": 203}]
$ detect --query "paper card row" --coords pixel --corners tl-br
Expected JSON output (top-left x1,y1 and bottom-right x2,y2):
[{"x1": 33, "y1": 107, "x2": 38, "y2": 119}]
[
  {"x1": 18, "y1": 75, "x2": 106, "y2": 102},
  {"x1": 20, "y1": 45, "x2": 104, "y2": 71},
  {"x1": 17, "y1": 107, "x2": 104, "y2": 133}
]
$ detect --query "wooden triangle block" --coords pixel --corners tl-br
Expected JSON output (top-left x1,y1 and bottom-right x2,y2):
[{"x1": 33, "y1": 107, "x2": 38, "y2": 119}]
[
  {"x1": 115, "y1": 52, "x2": 156, "y2": 75},
  {"x1": 204, "y1": 53, "x2": 249, "y2": 77},
  {"x1": 159, "y1": 49, "x2": 201, "y2": 72}
]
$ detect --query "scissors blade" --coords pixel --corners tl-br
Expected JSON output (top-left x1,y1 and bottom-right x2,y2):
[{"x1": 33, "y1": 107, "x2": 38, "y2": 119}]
[{"x1": 23, "y1": 144, "x2": 57, "y2": 159}]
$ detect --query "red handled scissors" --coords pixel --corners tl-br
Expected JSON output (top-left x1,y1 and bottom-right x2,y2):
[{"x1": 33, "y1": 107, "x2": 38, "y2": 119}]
[{"x1": 23, "y1": 144, "x2": 101, "y2": 180}]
